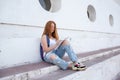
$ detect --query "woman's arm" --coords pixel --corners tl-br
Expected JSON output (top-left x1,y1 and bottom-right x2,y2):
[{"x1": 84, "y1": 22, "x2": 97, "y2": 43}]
[{"x1": 41, "y1": 35, "x2": 60, "y2": 52}]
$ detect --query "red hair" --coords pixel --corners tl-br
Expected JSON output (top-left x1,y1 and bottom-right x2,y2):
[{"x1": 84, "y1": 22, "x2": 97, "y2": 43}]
[{"x1": 42, "y1": 21, "x2": 59, "y2": 40}]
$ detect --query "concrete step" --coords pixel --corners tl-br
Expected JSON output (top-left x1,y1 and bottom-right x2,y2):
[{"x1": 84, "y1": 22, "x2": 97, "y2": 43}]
[
  {"x1": 0, "y1": 46, "x2": 120, "y2": 80},
  {"x1": 31, "y1": 49, "x2": 120, "y2": 80}
]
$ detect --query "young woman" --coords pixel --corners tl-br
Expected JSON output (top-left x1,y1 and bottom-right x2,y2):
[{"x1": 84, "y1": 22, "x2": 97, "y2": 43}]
[{"x1": 40, "y1": 20, "x2": 86, "y2": 71}]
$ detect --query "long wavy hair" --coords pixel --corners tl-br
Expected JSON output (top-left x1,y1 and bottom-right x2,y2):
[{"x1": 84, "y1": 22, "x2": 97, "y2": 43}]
[{"x1": 42, "y1": 21, "x2": 59, "y2": 40}]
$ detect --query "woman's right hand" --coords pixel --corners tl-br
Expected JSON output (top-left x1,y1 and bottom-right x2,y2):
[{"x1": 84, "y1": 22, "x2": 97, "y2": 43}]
[{"x1": 56, "y1": 40, "x2": 62, "y2": 46}]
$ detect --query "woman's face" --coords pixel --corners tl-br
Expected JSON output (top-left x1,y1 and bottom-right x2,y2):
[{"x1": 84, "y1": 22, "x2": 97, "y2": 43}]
[{"x1": 50, "y1": 23, "x2": 55, "y2": 33}]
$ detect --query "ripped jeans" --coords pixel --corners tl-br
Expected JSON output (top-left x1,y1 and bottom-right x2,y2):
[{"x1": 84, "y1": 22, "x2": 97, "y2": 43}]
[{"x1": 44, "y1": 45, "x2": 78, "y2": 70}]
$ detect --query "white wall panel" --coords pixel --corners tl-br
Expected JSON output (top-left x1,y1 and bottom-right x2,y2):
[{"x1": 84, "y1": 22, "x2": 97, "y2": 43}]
[{"x1": 0, "y1": 0, "x2": 120, "y2": 68}]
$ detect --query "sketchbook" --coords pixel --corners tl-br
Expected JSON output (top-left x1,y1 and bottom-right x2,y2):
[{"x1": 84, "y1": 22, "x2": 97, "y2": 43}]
[{"x1": 54, "y1": 37, "x2": 69, "y2": 50}]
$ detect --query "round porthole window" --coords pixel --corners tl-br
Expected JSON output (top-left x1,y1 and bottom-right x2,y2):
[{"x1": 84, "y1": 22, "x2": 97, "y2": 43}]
[
  {"x1": 109, "y1": 14, "x2": 114, "y2": 26},
  {"x1": 39, "y1": 0, "x2": 61, "y2": 12},
  {"x1": 87, "y1": 5, "x2": 96, "y2": 22}
]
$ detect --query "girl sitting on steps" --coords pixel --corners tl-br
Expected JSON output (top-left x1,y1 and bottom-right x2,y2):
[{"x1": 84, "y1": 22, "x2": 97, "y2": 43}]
[{"x1": 40, "y1": 20, "x2": 86, "y2": 71}]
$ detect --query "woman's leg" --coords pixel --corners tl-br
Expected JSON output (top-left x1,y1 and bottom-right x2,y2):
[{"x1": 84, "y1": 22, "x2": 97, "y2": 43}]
[
  {"x1": 61, "y1": 40, "x2": 86, "y2": 69},
  {"x1": 44, "y1": 52, "x2": 69, "y2": 70},
  {"x1": 56, "y1": 40, "x2": 78, "y2": 63}
]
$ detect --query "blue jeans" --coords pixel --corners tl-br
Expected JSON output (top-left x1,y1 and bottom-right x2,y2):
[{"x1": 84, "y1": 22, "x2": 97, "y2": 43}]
[{"x1": 44, "y1": 45, "x2": 78, "y2": 70}]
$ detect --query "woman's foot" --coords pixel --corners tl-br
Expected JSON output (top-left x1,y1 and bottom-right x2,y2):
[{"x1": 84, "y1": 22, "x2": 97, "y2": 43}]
[{"x1": 72, "y1": 62, "x2": 87, "y2": 71}]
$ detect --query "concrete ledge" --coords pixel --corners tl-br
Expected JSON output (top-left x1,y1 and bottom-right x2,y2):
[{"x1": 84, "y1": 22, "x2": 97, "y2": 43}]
[
  {"x1": 59, "y1": 54, "x2": 120, "y2": 80},
  {"x1": 32, "y1": 49, "x2": 120, "y2": 80},
  {"x1": 0, "y1": 47, "x2": 120, "y2": 80}
]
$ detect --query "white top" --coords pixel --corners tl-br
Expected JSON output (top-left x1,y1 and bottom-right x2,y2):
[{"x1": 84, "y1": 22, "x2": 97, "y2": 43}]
[{"x1": 49, "y1": 38, "x2": 56, "y2": 46}]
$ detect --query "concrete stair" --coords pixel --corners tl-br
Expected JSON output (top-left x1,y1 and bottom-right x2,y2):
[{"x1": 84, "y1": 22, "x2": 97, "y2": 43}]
[{"x1": 0, "y1": 46, "x2": 120, "y2": 80}]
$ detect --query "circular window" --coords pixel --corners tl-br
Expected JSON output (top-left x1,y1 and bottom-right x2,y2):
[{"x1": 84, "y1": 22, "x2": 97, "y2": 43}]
[
  {"x1": 39, "y1": 0, "x2": 51, "y2": 11},
  {"x1": 87, "y1": 5, "x2": 96, "y2": 22},
  {"x1": 39, "y1": 0, "x2": 61, "y2": 12},
  {"x1": 109, "y1": 14, "x2": 114, "y2": 26}
]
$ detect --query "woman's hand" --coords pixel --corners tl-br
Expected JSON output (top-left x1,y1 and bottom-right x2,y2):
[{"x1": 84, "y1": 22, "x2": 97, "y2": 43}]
[{"x1": 56, "y1": 40, "x2": 62, "y2": 46}]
